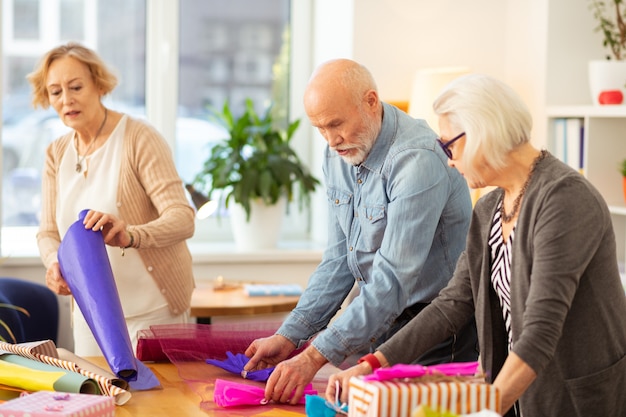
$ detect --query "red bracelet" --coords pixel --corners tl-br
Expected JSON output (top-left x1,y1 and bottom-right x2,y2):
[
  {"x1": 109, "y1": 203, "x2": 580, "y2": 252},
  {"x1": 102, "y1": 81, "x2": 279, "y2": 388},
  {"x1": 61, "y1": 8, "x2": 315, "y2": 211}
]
[{"x1": 358, "y1": 353, "x2": 381, "y2": 370}]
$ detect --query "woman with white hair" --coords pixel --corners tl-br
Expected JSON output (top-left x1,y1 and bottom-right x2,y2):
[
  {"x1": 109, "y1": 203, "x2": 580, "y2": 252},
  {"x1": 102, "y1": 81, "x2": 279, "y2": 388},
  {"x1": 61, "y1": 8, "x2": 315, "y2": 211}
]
[{"x1": 326, "y1": 73, "x2": 626, "y2": 416}]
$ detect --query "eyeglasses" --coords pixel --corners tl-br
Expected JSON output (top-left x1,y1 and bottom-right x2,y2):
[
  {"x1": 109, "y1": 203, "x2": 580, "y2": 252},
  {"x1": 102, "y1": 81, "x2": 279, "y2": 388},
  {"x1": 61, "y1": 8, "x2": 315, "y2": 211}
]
[{"x1": 437, "y1": 132, "x2": 466, "y2": 160}]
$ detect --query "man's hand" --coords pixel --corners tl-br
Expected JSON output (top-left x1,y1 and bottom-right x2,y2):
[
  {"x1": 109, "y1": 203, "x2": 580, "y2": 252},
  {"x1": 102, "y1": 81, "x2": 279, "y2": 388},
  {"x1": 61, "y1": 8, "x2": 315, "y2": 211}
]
[
  {"x1": 244, "y1": 334, "x2": 296, "y2": 371},
  {"x1": 264, "y1": 346, "x2": 328, "y2": 404}
]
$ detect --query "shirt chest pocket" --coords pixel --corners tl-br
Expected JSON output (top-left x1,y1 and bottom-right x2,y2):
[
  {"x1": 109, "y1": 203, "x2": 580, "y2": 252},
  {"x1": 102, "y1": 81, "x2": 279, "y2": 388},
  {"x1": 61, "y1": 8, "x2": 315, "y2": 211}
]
[
  {"x1": 358, "y1": 204, "x2": 387, "y2": 251},
  {"x1": 327, "y1": 188, "x2": 353, "y2": 235}
]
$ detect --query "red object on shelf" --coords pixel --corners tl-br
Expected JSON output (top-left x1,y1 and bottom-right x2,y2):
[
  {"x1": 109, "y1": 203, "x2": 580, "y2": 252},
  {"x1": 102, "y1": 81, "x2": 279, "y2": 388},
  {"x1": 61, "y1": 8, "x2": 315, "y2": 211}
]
[{"x1": 598, "y1": 90, "x2": 624, "y2": 105}]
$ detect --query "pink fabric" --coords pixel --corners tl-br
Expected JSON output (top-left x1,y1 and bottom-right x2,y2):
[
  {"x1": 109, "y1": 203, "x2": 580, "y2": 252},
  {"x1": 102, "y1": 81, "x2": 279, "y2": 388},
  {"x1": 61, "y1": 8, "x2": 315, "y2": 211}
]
[
  {"x1": 140, "y1": 322, "x2": 301, "y2": 364},
  {"x1": 137, "y1": 322, "x2": 314, "y2": 413},
  {"x1": 363, "y1": 361, "x2": 479, "y2": 381},
  {"x1": 213, "y1": 378, "x2": 317, "y2": 407}
]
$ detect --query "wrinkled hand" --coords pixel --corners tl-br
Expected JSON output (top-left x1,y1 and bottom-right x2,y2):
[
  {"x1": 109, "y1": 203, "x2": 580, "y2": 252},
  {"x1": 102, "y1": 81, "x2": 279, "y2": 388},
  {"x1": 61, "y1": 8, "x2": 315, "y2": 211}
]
[
  {"x1": 244, "y1": 334, "x2": 296, "y2": 371},
  {"x1": 326, "y1": 361, "x2": 373, "y2": 405},
  {"x1": 83, "y1": 210, "x2": 132, "y2": 248},
  {"x1": 264, "y1": 346, "x2": 327, "y2": 404},
  {"x1": 46, "y1": 262, "x2": 71, "y2": 295}
]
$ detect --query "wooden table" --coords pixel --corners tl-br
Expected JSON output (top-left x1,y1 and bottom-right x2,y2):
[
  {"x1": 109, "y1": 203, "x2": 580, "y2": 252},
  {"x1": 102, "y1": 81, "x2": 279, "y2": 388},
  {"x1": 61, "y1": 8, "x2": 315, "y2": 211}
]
[
  {"x1": 86, "y1": 357, "x2": 335, "y2": 417},
  {"x1": 190, "y1": 281, "x2": 301, "y2": 320}
]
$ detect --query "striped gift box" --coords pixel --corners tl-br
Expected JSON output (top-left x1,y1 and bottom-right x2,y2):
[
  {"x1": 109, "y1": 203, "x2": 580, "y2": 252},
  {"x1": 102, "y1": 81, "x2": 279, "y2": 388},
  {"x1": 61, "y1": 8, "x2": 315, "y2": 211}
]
[{"x1": 348, "y1": 377, "x2": 501, "y2": 417}]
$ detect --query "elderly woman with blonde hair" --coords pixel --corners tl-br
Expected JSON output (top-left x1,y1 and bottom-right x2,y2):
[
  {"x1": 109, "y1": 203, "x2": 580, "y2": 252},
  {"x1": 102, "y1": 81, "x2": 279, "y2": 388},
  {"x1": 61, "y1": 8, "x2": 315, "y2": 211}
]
[{"x1": 28, "y1": 42, "x2": 195, "y2": 356}]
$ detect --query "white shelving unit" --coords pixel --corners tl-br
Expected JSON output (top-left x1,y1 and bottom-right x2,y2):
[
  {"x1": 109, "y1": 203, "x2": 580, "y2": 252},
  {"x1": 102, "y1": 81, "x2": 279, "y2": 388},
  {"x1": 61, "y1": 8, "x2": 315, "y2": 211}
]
[{"x1": 546, "y1": 105, "x2": 626, "y2": 263}]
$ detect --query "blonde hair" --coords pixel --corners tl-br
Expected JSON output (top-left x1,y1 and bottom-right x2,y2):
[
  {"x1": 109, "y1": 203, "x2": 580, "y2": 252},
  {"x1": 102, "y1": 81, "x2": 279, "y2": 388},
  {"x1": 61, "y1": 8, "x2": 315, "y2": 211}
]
[
  {"x1": 433, "y1": 73, "x2": 532, "y2": 172},
  {"x1": 26, "y1": 42, "x2": 118, "y2": 109}
]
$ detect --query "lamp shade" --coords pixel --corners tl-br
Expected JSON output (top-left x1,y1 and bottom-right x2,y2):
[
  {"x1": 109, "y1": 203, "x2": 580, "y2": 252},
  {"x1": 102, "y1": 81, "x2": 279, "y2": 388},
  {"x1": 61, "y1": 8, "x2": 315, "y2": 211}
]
[
  {"x1": 407, "y1": 66, "x2": 471, "y2": 131},
  {"x1": 185, "y1": 184, "x2": 218, "y2": 219}
]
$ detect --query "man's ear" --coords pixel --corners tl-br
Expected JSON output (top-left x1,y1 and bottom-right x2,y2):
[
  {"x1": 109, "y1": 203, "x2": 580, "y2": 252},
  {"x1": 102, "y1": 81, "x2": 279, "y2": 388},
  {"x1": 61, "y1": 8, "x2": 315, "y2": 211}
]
[{"x1": 364, "y1": 89, "x2": 379, "y2": 110}]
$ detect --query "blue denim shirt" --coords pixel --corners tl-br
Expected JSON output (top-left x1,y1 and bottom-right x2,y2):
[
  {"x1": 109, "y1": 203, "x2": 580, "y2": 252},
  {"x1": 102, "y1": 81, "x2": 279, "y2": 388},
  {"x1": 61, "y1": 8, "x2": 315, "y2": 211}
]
[{"x1": 277, "y1": 103, "x2": 472, "y2": 366}]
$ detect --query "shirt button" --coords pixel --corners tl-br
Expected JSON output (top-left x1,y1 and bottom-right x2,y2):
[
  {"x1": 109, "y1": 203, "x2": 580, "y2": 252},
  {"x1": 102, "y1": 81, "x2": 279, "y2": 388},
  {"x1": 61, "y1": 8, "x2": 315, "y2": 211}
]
[
  {"x1": 349, "y1": 246, "x2": 353, "y2": 251},
  {"x1": 370, "y1": 337, "x2": 376, "y2": 343},
  {"x1": 161, "y1": 288, "x2": 166, "y2": 294},
  {"x1": 335, "y1": 199, "x2": 340, "y2": 204},
  {"x1": 357, "y1": 179, "x2": 362, "y2": 184},
  {"x1": 147, "y1": 266, "x2": 154, "y2": 272},
  {"x1": 116, "y1": 201, "x2": 122, "y2": 208}
]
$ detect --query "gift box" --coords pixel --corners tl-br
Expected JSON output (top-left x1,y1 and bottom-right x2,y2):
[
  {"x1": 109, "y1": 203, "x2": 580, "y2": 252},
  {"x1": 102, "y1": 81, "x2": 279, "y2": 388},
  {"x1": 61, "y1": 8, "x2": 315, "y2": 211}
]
[
  {"x1": 348, "y1": 376, "x2": 500, "y2": 417},
  {"x1": 0, "y1": 391, "x2": 115, "y2": 417}
]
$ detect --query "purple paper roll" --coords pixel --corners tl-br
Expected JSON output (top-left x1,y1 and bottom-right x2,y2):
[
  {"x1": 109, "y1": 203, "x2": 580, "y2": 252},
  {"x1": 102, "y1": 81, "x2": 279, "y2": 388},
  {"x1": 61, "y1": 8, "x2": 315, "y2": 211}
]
[{"x1": 58, "y1": 209, "x2": 141, "y2": 382}]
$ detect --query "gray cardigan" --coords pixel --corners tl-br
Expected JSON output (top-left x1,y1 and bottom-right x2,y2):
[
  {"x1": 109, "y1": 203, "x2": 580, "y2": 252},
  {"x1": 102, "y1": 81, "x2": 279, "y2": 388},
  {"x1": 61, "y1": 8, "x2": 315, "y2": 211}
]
[{"x1": 378, "y1": 153, "x2": 626, "y2": 416}]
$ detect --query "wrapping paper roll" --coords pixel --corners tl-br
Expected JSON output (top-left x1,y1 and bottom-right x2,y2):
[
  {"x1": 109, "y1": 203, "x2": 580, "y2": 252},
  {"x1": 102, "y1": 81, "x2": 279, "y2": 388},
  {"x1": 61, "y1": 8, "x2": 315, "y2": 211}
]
[
  {"x1": 0, "y1": 355, "x2": 98, "y2": 394},
  {"x1": 57, "y1": 348, "x2": 129, "y2": 391},
  {"x1": 0, "y1": 340, "x2": 133, "y2": 405},
  {"x1": 58, "y1": 209, "x2": 159, "y2": 390}
]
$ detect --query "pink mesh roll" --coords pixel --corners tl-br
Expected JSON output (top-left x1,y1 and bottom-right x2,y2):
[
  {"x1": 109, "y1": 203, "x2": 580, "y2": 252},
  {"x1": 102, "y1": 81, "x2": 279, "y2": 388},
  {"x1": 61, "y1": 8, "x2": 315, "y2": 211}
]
[{"x1": 136, "y1": 322, "x2": 312, "y2": 413}]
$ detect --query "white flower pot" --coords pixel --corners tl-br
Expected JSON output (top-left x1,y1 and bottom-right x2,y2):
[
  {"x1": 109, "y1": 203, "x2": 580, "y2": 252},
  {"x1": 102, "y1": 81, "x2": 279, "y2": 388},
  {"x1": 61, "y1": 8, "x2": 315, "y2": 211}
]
[
  {"x1": 229, "y1": 197, "x2": 286, "y2": 251},
  {"x1": 588, "y1": 60, "x2": 626, "y2": 105}
]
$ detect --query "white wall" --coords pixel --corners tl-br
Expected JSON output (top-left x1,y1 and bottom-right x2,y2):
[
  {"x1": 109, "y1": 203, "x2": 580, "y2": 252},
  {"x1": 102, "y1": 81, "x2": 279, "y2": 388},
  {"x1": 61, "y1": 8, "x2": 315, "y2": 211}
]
[
  {"x1": 349, "y1": 0, "x2": 550, "y2": 147},
  {"x1": 352, "y1": 0, "x2": 508, "y2": 102}
]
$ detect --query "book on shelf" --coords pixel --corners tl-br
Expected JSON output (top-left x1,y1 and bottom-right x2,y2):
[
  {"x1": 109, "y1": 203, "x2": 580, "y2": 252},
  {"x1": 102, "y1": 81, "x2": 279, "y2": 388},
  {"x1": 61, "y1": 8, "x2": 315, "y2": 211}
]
[{"x1": 553, "y1": 117, "x2": 584, "y2": 173}]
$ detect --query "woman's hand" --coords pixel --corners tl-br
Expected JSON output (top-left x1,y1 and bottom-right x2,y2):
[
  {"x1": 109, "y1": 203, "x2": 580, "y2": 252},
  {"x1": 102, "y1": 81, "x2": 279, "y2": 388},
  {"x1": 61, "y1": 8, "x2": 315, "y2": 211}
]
[
  {"x1": 325, "y1": 361, "x2": 374, "y2": 405},
  {"x1": 45, "y1": 262, "x2": 71, "y2": 295},
  {"x1": 83, "y1": 210, "x2": 132, "y2": 248}
]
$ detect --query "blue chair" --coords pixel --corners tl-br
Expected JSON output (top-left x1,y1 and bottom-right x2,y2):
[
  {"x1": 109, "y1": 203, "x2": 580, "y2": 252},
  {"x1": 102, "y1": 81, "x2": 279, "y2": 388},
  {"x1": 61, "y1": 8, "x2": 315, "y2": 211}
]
[{"x1": 0, "y1": 277, "x2": 59, "y2": 344}]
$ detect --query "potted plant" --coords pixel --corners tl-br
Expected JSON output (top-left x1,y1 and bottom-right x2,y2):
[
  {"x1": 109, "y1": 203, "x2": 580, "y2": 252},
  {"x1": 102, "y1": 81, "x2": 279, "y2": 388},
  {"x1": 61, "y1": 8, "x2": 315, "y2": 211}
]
[
  {"x1": 588, "y1": 0, "x2": 626, "y2": 104},
  {"x1": 0, "y1": 303, "x2": 29, "y2": 343},
  {"x1": 192, "y1": 98, "x2": 320, "y2": 249}
]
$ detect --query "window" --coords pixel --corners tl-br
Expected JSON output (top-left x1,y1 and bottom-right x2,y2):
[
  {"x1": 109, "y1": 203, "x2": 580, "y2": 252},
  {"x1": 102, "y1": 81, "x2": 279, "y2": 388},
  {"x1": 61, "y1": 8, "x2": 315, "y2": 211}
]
[
  {"x1": 1, "y1": 0, "x2": 311, "y2": 256},
  {"x1": 177, "y1": 0, "x2": 296, "y2": 241}
]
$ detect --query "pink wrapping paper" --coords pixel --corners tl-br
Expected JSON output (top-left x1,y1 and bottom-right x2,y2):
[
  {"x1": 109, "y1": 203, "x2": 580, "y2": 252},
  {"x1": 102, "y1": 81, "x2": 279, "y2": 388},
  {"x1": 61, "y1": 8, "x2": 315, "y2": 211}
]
[
  {"x1": 364, "y1": 361, "x2": 480, "y2": 381},
  {"x1": 0, "y1": 391, "x2": 115, "y2": 417},
  {"x1": 214, "y1": 379, "x2": 317, "y2": 407},
  {"x1": 58, "y1": 209, "x2": 159, "y2": 390}
]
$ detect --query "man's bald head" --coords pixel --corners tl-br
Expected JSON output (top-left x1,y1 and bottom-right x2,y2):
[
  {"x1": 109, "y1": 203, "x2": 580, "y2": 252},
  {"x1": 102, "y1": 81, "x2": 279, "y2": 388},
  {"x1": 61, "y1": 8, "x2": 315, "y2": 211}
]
[
  {"x1": 303, "y1": 59, "x2": 383, "y2": 166},
  {"x1": 304, "y1": 59, "x2": 378, "y2": 111}
]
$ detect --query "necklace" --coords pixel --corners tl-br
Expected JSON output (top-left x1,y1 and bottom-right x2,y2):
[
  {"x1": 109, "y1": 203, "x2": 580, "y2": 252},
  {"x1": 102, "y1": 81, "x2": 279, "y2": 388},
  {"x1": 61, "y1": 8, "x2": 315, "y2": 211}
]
[
  {"x1": 75, "y1": 108, "x2": 108, "y2": 173},
  {"x1": 500, "y1": 149, "x2": 547, "y2": 223}
]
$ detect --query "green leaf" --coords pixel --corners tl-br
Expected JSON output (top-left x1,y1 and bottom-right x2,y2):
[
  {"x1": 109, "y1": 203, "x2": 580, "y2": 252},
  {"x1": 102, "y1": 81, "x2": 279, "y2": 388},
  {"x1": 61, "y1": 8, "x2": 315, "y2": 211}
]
[
  {"x1": 191, "y1": 98, "x2": 320, "y2": 219},
  {"x1": 0, "y1": 303, "x2": 30, "y2": 343}
]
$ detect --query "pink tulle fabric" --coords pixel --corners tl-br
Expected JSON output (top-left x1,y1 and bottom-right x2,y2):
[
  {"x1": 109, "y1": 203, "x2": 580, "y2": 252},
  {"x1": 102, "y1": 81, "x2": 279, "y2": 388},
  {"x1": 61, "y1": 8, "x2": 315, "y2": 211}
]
[
  {"x1": 363, "y1": 361, "x2": 480, "y2": 381},
  {"x1": 136, "y1": 322, "x2": 315, "y2": 413},
  {"x1": 213, "y1": 379, "x2": 317, "y2": 407}
]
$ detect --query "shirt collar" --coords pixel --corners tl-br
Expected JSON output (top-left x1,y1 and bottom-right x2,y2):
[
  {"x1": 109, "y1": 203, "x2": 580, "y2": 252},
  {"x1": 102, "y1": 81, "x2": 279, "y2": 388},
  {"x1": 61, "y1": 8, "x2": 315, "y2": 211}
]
[{"x1": 359, "y1": 102, "x2": 396, "y2": 173}]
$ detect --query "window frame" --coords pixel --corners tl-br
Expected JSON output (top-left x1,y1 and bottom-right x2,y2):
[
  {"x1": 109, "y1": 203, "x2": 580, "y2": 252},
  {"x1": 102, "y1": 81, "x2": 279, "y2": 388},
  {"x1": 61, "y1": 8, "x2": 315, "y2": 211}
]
[{"x1": 0, "y1": 0, "x2": 318, "y2": 255}]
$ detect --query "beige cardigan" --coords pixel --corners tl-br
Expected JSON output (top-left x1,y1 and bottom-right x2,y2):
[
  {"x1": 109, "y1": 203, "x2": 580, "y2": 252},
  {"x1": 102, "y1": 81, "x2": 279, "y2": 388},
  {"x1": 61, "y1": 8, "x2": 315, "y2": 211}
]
[{"x1": 37, "y1": 116, "x2": 196, "y2": 315}]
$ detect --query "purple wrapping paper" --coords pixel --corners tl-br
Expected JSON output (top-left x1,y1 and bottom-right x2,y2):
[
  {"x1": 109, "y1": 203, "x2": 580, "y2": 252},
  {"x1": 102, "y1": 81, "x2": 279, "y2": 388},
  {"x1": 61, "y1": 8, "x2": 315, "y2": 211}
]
[
  {"x1": 58, "y1": 209, "x2": 159, "y2": 390},
  {"x1": 206, "y1": 351, "x2": 274, "y2": 381}
]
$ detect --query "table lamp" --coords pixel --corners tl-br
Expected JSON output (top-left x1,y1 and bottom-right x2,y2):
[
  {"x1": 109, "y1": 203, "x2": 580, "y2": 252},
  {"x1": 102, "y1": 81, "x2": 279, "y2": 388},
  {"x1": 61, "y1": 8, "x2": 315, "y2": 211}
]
[
  {"x1": 185, "y1": 184, "x2": 218, "y2": 219},
  {"x1": 407, "y1": 66, "x2": 471, "y2": 131}
]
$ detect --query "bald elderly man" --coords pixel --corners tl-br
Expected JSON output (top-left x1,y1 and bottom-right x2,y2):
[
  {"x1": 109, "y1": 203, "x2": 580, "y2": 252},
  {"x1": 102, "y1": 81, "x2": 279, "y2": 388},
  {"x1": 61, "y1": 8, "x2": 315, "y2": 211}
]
[{"x1": 243, "y1": 59, "x2": 478, "y2": 404}]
